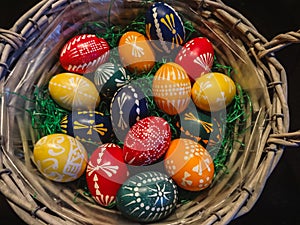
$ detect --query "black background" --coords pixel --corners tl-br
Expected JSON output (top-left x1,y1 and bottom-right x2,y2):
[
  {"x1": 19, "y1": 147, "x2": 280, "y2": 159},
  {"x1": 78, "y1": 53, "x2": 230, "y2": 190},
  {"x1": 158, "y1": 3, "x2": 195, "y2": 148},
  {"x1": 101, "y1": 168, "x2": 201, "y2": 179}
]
[{"x1": 0, "y1": 0, "x2": 299, "y2": 224}]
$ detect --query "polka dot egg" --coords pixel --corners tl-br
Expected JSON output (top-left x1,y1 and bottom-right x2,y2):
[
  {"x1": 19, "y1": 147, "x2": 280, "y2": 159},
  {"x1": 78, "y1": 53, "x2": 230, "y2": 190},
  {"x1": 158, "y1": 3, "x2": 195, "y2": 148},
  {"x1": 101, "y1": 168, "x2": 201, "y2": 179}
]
[
  {"x1": 164, "y1": 138, "x2": 214, "y2": 191},
  {"x1": 191, "y1": 72, "x2": 236, "y2": 112},
  {"x1": 116, "y1": 171, "x2": 178, "y2": 223},
  {"x1": 152, "y1": 62, "x2": 191, "y2": 115},
  {"x1": 33, "y1": 133, "x2": 88, "y2": 182}
]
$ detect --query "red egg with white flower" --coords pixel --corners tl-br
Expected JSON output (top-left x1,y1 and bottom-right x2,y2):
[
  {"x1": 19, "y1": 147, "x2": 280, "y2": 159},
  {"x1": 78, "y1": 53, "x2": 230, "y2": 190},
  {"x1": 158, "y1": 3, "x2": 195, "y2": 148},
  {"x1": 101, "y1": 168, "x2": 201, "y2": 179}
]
[
  {"x1": 175, "y1": 37, "x2": 214, "y2": 81},
  {"x1": 123, "y1": 116, "x2": 171, "y2": 166},
  {"x1": 86, "y1": 143, "x2": 129, "y2": 207},
  {"x1": 60, "y1": 34, "x2": 110, "y2": 74}
]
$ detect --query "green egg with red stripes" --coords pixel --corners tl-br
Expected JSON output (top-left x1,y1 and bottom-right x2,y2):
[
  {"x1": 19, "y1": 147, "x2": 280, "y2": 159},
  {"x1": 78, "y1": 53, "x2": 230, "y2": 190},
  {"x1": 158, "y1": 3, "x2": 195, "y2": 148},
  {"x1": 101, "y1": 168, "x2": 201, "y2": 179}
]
[
  {"x1": 116, "y1": 171, "x2": 178, "y2": 223},
  {"x1": 176, "y1": 102, "x2": 223, "y2": 158},
  {"x1": 60, "y1": 110, "x2": 114, "y2": 144}
]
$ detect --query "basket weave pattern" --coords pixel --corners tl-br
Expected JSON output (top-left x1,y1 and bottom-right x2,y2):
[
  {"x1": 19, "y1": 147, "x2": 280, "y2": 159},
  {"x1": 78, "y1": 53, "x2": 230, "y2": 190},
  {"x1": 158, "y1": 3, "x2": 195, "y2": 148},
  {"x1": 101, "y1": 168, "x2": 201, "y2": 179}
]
[{"x1": 1, "y1": 0, "x2": 300, "y2": 224}]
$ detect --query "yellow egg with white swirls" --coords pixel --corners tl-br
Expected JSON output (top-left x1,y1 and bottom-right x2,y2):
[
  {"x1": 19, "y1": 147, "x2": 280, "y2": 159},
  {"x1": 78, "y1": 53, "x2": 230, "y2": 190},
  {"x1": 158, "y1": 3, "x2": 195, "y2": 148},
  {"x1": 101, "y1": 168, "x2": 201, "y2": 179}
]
[
  {"x1": 33, "y1": 133, "x2": 88, "y2": 182},
  {"x1": 48, "y1": 72, "x2": 100, "y2": 111}
]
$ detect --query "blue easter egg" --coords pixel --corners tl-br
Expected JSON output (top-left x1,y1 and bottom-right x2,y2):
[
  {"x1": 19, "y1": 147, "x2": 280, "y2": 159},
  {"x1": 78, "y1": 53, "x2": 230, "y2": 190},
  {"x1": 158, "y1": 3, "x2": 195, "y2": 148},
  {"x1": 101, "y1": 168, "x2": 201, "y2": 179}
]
[
  {"x1": 145, "y1": 2, "x2": 185, "y2": 54},
  {"x1": 60, "y1": 110, "x2": 114, "y2": 144},
  {"x1": 110, "y1": 84, "x2": 149, "y2": 142}
]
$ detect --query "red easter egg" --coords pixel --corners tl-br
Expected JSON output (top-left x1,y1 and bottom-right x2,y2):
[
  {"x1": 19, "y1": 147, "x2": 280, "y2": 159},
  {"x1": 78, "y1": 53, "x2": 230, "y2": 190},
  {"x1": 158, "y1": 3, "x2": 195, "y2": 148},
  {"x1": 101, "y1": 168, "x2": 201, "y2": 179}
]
[
  {"x1": 175, "y1": 37, "x2": 214, "y2": 81},
  {"x1": 123, "y1": 116, "x2": 171, "y2": 166},
  {"x1": 86, "y1": 143, "x2": 129, "y2": 207},
  {"x1": 60, "y1": 34, "x2": 110, "y2": 74}
]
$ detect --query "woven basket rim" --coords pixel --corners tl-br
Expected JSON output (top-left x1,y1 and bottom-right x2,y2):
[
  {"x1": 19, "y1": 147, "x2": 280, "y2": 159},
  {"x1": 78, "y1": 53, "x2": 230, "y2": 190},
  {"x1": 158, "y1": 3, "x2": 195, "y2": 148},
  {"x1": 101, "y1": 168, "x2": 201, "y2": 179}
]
[{"x1": 0, "y1": 0, "x2": 299, "y2": 225}]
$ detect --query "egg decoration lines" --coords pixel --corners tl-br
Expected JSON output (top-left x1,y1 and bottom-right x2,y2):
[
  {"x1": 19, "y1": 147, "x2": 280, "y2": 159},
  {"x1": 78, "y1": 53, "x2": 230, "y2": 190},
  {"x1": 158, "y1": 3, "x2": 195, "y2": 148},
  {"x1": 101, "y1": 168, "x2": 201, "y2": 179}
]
[
  {"x1": 116, "y1": 171, "x2": 178, "y2": 223},
  {"x1": 86, "y1": 143, "x2": 129, "y2": 207},
  {"x1": 152, "y1": 62, "x2": 191, "y2": 115},
  {"x1": 33, "y1": 133, "x2": 88, "y2": 182},
  {"x1": 93, "y1": 62, "x2": 131, "y2": 99},
  {"x1": 175, "y1": 37, "x2": 214, "y2": 81},
  {"x1": 118, "y1": 31, "x2": 155, "y2": 74},
  {"x1": 164, "y1": 138, "x2": 215, "y2": 191},
  {"x1": 48, "y1": 72, "x2": 100, "y2": 111},
  {"x1": 145, "y1": 2, "x2": 185, "y2": 54},
  {"x1": 123, "y1": 116, "x2": 171, "y2": 166},
  {"x1": 176, "y1": 102, "x2": 223, "y2": 151},
  {"x1": 191, "y1": 72, "x2": 236, "y2": 112},
  {"x1": 110, "y1": 83, "x2": 149, "y2": 142},
  {"x1": 60, "y1": 110, "x2": 114, "y2": 145},
  {"x1": 59, "y1": 34, "x2": 110, "y2": 74}
]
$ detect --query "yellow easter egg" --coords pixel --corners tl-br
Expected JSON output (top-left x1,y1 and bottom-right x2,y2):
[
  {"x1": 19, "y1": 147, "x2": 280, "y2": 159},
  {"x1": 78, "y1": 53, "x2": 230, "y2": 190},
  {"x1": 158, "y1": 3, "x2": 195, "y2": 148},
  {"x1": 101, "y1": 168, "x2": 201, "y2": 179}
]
[
  {"x1": 191, "y1": 72, "x2": 236, "y2": 112},
  {"x1": 33, "y1": 133, "x2": 88, "y2": 182},
  {"x1": 118, "y1": 31, "x2": 155, "y2": 74},
  {"x1": 48, "y1": 72, "x2": 100, "y2": 111},
  {"x1": 152, "y1": 62, "x2": 191, "y2": 115}
]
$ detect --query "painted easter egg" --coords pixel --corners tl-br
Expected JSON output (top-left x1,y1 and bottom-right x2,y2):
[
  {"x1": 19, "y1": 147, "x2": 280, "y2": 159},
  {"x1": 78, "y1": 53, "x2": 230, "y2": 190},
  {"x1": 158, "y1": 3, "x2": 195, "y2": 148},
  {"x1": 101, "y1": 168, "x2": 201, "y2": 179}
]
[
  {"x1": 118, "y1": 31, "x2": 155, "y2": 74},
  {"x1": 110, "y1": 84, "x2": 149, "y2": 142},
  {"x1": 86, "y1": 143, "x2": 129, "y2": 207},
  {"x1": 60, "y1": 110, "x2": 114, "y2": 145},
  {"x1": 176, "y1": 103, "x2": 223, "y2": 158},
  {"x1": 33, "y1": 133, "x2": 88, "y2": 182},
  {"x1": 164, "y1": 138, "x2": 214, "y2": 191},
  {"x1": 175, "y1": 37, "x2": 214, "y2": 81},
  {"x1": 48, "y1": 72, "x2": 100, "y2": 111},
  {"x1": 152, "y1": 62, "x2": 191, "y2": 115},
  {"x1": 59, "y1": 34, "x2": 110, "y2": 74},
  {"x1": 123, "y1": 116, "x2": 171, "y2": 166},
  {"x1": 116, "y1": 171, "x2": 178, "y2": 223},
  {"x1": 93, "y1": 62, "x2": 131, "y2": 99},
  {"x1": 191, "y1": 72, "x2": 236, "y2": 112},
  {"x1": 145, "y1": 2, "x2": 185, "y2": 54}
]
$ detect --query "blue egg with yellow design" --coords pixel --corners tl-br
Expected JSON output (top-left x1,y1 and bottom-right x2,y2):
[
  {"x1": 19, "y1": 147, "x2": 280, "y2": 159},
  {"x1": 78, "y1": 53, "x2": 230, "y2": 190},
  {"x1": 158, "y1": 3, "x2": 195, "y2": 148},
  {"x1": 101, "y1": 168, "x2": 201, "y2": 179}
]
[
  {"x1": 145, "y1": 2, "x2": 185, "y2": 54},
  {"x1": 176, "y1": 103, "x2": 223, "y2": 158},
  {"x1": 60, "y1": 111, "x2": 114, "y2": 145}
]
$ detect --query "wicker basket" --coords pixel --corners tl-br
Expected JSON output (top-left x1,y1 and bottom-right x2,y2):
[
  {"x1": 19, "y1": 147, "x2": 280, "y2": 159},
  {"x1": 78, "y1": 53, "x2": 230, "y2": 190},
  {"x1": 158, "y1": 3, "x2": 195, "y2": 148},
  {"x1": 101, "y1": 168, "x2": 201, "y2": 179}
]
[{"x1": 0, "y1": 0, "x2": 300, "y2": 224}]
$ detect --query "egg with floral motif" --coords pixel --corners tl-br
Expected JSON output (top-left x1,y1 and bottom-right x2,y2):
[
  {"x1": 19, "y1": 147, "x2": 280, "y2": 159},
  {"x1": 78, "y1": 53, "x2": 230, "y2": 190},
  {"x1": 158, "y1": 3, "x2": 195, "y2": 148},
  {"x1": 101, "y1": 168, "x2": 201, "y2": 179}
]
[
  {"x1": 164, "y1": 138, "x2": 214, "y2": 191},
  {"x1": 59, "y1": 34, "x2": 110, "y2": 74},
  {"x1": 123, "y1": 116, "x2": 171, "y2": 166},
  {"x1": 118, "y1": 31, "x2": 155, "y2": 74},
  {"x1": 145, "y1": 2, "x2": 185, "y2": 54},
  {"x1": 86, "y1": 143, "x2": 129, "y2": 207},
  {"x1": 116, "y1": 171, "x2": 178, "y2": 223},
  {"x1": 152, "y1": 62, "x2": 191, "y2": 115},
  {"x1": 33, "y1": 133, "x2": 88, "y2": 182},
  {"x1": 191, "y1": 72, "x2": 236, "y2": 112},
  {"x1": 175, "y1": 37, "x2": 214, "y2": 81},
  {"x1": 48, "y1": 72, "x2": 100, "y2": 111}
]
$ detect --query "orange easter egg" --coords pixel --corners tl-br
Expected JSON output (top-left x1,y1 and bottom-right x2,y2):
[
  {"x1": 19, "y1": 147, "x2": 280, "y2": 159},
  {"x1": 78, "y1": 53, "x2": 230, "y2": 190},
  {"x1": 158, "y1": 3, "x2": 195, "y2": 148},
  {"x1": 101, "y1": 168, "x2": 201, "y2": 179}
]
[
  {"x1": 164, "y1": 138, "x2": 214, "y2": 191},
  {"x1": 191, "y1": 72, "x2": 236, "y2": 112},
  {"x1": 152, "y1": 62, "x2": 191, "y2": 115},
  {"x1": 118, "y1": 31, "x2": 155, "y2": 74}
]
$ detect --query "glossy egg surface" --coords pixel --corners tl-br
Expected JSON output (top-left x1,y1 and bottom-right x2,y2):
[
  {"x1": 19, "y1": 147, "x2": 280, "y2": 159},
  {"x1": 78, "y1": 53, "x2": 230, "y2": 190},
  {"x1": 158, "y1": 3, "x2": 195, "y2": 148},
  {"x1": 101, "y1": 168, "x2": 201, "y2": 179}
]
[
  {"x1": 48, "y1": 72, "x2": 100, "y2": 111},
  {"x1": 33, "y1": 133, "x2": 88, "y2": 182},
  {"x1": 164, "y1": 138, "x2": 214, "y2": 191},
  {"x1": 116, "y1": 171, "x2": 178, "y2": 223}
]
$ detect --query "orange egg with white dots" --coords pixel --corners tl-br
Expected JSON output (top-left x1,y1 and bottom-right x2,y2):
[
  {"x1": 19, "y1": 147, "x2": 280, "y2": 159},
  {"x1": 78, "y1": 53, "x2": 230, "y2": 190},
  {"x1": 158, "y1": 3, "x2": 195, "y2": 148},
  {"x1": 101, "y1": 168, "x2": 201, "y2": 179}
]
[
  {"x1": 152, "y1": 62, "x2": 191, "y2": 115},
  {"x1": 191, "y1": 72, "x2": 236, "y2": 112},
  {"x1": 164, "y1": 138, "x2": 214, "y2": 191}
]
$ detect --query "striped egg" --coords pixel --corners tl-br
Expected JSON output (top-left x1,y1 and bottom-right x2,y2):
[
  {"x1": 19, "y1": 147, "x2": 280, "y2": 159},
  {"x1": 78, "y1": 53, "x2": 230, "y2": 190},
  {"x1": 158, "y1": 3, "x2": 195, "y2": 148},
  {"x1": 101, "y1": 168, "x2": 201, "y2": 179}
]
[
  {"x1": 59, "y1": 34, "x2": 110, "y2": 74},
  {"x1": 145, "y1": 2, "x2": 185, "y2": 54},
  {"x1": 48, "y1": 73, "x2": 100, "y2": 111},
  {"x1": 110, "y1": 84, "x2": 149, "y2": 142},
  {"x1": 118, "y1": 31, "x2": 155, "y2": 74},
  {"x1": 116, "y1": 171, "x2": 178, "y2": 223},
  {"x1": 164, "y1": 138, "x2": 215, "y2": 191},
  {"x1": 152, "y1": 62, "x2": 191, "y2": 115}
]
